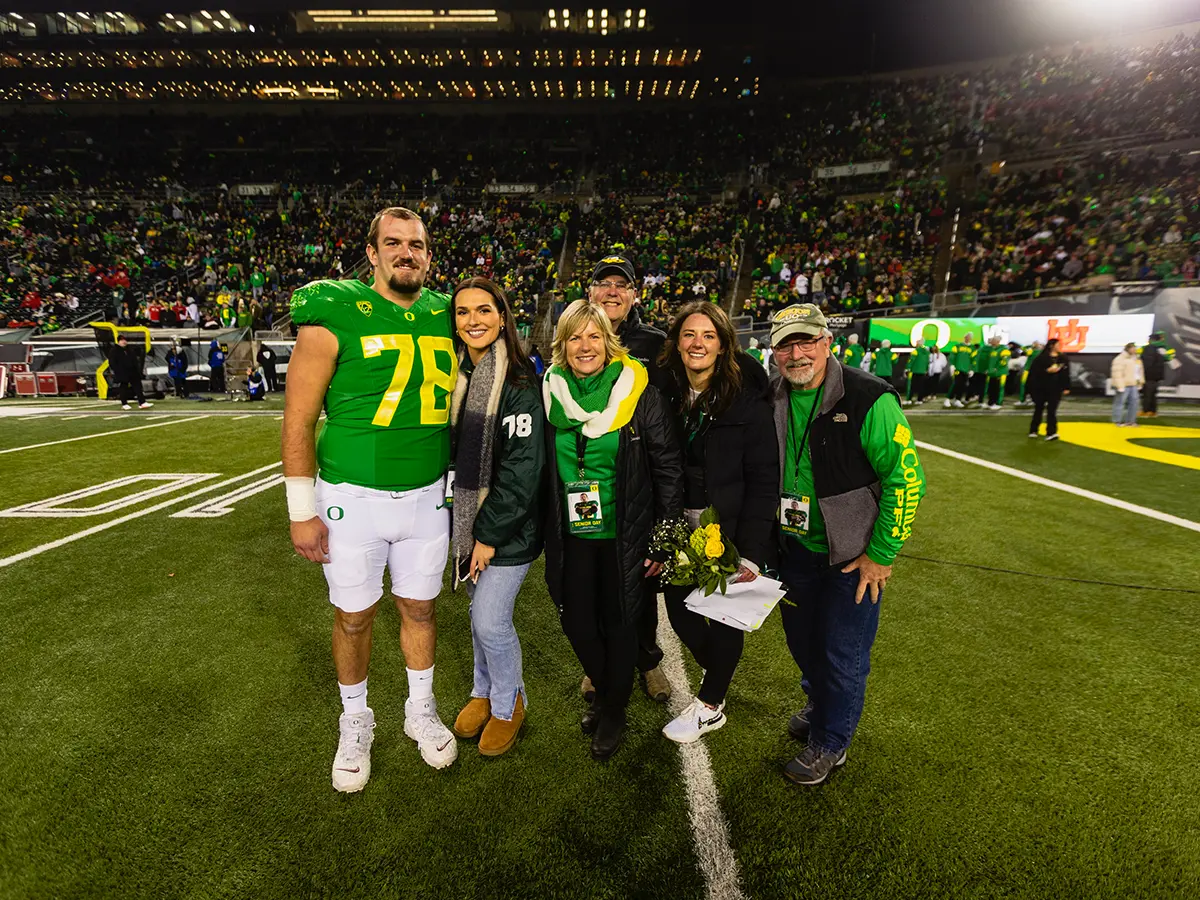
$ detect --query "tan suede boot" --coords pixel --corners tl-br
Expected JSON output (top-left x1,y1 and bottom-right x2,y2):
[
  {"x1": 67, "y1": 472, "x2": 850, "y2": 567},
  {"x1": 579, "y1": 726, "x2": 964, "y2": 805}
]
[
  {"x1": 643, "y1": 666, "x2": 672, "y2": 702},
  {"x1": 479, "y1": 694, "x2": 525, "y2": 757},
  {"x1": 452, "y1": 698, "x2": 491, "y2": 739}
]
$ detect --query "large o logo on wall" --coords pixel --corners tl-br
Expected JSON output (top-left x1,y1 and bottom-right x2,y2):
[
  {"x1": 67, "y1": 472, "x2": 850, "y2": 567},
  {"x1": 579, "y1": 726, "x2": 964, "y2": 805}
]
[{"x1": 910, "y1": 318, "x2": 951, "y2": 348}]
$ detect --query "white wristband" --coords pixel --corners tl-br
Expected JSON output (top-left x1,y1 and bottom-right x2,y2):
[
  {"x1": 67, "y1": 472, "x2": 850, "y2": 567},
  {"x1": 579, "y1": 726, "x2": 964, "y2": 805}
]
[{"x1": 285, "y1": 476, "x2": 318, "y2": 522}]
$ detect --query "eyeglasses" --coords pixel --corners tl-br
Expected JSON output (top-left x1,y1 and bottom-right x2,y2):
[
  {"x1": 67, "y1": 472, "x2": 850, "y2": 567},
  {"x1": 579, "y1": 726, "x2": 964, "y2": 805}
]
[
  {"x1": 592, "y1": 280, "x2": 632, "y2": 291},
  {"x1": 775, "y1": 335, "x2": 825, "y2": 355}
]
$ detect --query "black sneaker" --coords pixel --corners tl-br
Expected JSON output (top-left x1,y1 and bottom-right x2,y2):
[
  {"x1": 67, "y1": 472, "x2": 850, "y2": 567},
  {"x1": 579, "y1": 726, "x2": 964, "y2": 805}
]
[
  {"x1": 784, "y1": 744, "x2": 847, "y2": 786},
  {"x1": 787, "y1": 703, "x2": 813, "y2": 742}
]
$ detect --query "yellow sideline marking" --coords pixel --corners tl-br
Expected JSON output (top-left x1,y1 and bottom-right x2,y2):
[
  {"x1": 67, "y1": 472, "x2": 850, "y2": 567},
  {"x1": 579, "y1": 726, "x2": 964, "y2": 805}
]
[{"x1": 1054, "y1": 423, "x2": 1200, "y2": 471}]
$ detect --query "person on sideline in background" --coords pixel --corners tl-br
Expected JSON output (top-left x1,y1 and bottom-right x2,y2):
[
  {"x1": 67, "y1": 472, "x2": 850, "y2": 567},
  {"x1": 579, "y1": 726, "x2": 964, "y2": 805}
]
[
  {"x1": 768, "y1": 303, "x2": 925, "y2": 786},
  {"x1": 1027, "y1": 338, "x2": 1070, "y2": 441},
  {"x1": 842, "y1": 332, "x2": 865, "y2": 370},
  {"x1": 166, "y1": 341, "x2": 189, "y2": 398},
  {"x1": 655, "y1": 300, "x2": 778, "y2": 744},
  {"x1": 943, "y1": 332, "x2": 974, "y2": 408},
  {"x1": 1017, "y1": 341, "x2": 1043, "y2": 407},
  {"x1": 903, "y1": 337, "x2": 930, "y2": 406},
  {"x1": 542, "y1": 299, "x2": 683, "y2": 761},
  {"x1": 1110, "y1": 342, "x2": 1143, "y2": 427},
  {"x1": 586, "y1": 252, "x2": 673, "y2": 705},
  {"x1": 282, "y1": 206, "x2": 459, "y2": 793},
  {"x1": 448, "y1": 277, "x2": 545, "y2": 758},
  {"x1": 869, "y1": 339, "x2": 897, "y2": 387},
  {"x1": 985, "y1": 336, "x2": 1012, "y2": 410},
  {"x1": 1139, "y1": 332, "x2": 1175, "y2": 418},
  {"x1": 969, "y1": 334, "x2": 993, "y2": 406}
]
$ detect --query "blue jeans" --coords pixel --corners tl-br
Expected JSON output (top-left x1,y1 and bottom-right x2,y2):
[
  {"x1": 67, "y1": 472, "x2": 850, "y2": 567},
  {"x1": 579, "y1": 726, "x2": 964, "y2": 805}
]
[
  {"x1": 466, "y1": 562, "x2": 531, "y2": 720},
  {"x1": 1112, "y1": 386, "x2": 1139, "y2": 424},
  {"x1": 778, "y1": 540, "x2": 882, "y2": 754}
]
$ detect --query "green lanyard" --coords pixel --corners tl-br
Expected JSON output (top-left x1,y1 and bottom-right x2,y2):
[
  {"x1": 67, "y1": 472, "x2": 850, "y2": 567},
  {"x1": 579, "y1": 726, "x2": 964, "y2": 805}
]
[{"x1": 789, "y1": 386, "x2": 823, "y2": 493}]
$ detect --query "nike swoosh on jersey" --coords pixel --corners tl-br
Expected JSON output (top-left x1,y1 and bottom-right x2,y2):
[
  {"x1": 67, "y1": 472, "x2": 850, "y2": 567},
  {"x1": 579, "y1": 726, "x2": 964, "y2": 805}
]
[{"x1": 430, "y1": 309, "x2": 446, "y2": 315}]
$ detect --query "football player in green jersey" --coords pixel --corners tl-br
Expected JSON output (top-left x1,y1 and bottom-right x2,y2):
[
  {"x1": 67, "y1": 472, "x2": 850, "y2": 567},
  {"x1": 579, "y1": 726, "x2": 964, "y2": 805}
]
[
  {"x1": 903, "y1": 337, "x2": 931, "y2": 405},
  {"x1": 943, "y1": 331, "x2": 974, "y2": 408},
  {"x1": 282, "y1": 206, "x2": 459, "y2": 791},
  {"x1": 1017, "y1": 341, "x2": 1042, "y2": 406},
  {"x1": 984, "y1": 336, "x2": 1012, "y2": 409}
]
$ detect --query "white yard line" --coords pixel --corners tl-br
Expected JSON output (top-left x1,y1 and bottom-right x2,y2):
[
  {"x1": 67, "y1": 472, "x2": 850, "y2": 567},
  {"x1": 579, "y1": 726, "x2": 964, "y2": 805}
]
[
  {"x1": 917, "y1": 441, "x2": 1200, "y2": 533},
  {"x1": 102, "y1": 415, "x2": 130, "y2": 421},
  {"x1": 0, "y1": 462, "x2": 282, "y2": 568},
  {"x1": 59, "y1": 415, "x2": 90, "y2": 421},
  {"x1": 0, "y1": 416, "x2": 208, "y2": 455},
  {"x1": 656, "y1": 596, "x2": 746, "y2": 900},
  {"x1": 231, "y1": 415, "x2": 254, "y2": 421}
]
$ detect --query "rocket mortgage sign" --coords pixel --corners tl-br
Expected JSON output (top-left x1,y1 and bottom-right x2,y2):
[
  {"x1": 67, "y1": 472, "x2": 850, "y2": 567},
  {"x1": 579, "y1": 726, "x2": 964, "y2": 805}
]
[{"x1": 868, "y1": 315, "x2": 1155, "y2": 354}]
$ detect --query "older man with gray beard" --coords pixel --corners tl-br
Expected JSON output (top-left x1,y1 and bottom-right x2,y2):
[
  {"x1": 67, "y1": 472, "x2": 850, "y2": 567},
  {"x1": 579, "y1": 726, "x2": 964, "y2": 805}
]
[{"x1": 768, "y1": 304, "x2": 927, "y2": 786}]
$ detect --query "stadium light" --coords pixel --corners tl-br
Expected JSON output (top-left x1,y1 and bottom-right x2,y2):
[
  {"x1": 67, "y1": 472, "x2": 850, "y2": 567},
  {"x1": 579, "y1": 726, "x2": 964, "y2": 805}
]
[
  {"x1": 548, "y1": 8, "x2": 555, "y2": 16},
  {"x1": 220, "y1": 9, "x2": 231, "y2": 19},
  {"x1": 201, "y1": 10, "x2": 212, "y2": 20}
]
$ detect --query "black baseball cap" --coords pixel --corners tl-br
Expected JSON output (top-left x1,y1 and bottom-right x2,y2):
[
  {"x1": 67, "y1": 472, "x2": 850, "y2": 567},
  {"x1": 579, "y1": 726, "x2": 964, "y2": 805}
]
[{"x1": 591, "y1": 254, "x2": 636, "y2": 285}]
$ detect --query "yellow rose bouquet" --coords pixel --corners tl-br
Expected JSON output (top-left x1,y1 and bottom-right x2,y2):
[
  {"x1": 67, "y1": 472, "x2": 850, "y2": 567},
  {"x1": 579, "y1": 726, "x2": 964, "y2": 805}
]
[{"x1": 649, "y1": 507, "x2": 741, "y2": 596}]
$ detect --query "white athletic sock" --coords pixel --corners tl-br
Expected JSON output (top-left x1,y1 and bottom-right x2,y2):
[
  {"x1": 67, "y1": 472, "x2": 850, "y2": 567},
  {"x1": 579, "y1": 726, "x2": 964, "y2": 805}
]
[
  {"x1": 339, "y1": 678, "x2": 368, "y2": 715},
  {"x1": 407, "y1": 666, "x2": 435, "y2": 703}
]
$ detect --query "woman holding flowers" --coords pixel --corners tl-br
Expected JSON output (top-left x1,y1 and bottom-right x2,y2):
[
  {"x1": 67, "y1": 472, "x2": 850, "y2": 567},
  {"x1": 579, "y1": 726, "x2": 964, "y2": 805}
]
[
  {"x1": 656, "y1": 301, "x2": 779, "y2": 743},
  {"x1": 542, "y1": 299, "x2": 683, "y2": 761}
]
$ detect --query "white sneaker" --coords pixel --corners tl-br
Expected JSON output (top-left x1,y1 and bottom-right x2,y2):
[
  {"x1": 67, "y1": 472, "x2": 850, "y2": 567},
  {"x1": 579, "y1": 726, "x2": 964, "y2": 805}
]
[
  {"x1": 139, "y1": 402, "x2": 153, "y2": 409},
  {"x1": 988, "y1": 404, "x2": 1001, "y2": 411},
  {"x1": 332, "y1": 708, "x2": 375, "y2": 793},
  {"x1": 943, "y1": 399, "x2": 952, "y2": 408},
  {"x1": 403, "y1": 697, "x2": 458, "y2": 769},
  {"x1": 121, "y1": 404, "x2": 132, "y2": 410},
  {"x1": 662, "y1": 698, "x2": 726, "y2": 744},
  {"x1": 953, "y1": 400, "x2": 965, "y2": 408}
]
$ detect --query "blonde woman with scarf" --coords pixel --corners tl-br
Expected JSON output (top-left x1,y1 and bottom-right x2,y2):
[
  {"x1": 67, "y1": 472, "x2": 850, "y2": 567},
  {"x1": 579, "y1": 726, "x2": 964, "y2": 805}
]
[
  {"x1": 542, "y1": 299, "x2": 684, "y2": 761},
  {"x1": 448, "y1": 277, "x2": 545, "y2": 758}
]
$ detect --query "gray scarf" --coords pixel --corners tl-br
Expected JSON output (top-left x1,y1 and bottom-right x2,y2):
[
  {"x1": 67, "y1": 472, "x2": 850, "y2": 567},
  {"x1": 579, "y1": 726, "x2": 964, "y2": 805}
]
[{"x1": 449, "y1": 339, "x2": 508, "y2": 588}]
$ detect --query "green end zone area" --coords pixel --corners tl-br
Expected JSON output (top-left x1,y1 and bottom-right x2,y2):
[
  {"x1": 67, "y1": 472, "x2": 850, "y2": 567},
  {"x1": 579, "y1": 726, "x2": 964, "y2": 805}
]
[{"x1": 1, "y1": 409, "x2": 1198, "y2": 898}]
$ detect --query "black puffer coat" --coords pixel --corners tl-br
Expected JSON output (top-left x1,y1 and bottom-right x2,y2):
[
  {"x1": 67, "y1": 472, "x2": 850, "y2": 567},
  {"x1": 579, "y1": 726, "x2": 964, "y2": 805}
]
[
  {"x1": 543, "y1": 384, "x2": 684, "y2": 625},
  {"x1": 660, "y1": 358, "x2": 780, "y2": 571}
]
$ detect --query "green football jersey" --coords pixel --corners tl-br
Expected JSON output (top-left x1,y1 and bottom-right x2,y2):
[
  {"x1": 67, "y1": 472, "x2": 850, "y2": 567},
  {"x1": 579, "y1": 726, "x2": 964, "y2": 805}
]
[
  {"x1": 844, "y1": 344, "x2": 865, "y2": 368},
  {"x1": 907, "y1": 345, "x2": 931, "y2": 375},
  {"x1": 971, "y1": 343, "x2": 993, "y2": 375},
  {"x1": 870, "y1": 350, "x2": 897, "y2": 378},
  {"x1": 1023, "y1": 347, "x2": 1040, "y2": 371},
  {"x1": 987, "y1": 346, "x2": 1011, "y2": 377},
  {"x1": 947, "y1": 341, "x2": 974, "y2": 372},
  {"x1": 290, "y1": 279, "x2": 456, "y2": 491}
]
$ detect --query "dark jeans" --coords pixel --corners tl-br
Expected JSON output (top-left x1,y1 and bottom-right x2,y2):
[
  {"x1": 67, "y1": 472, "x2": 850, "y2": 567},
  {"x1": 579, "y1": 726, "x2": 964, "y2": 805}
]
[
  {"x1": 210, "y1": 366, "x2": 225, "y2": 393},
  {"x1": 969, "y1": 372, "x2": 988, "y2": 403},
  {"x1": 664, "y1": 584, "x2": 744, "y2": 705},
  {"x1": 778, "y1": 540, "x2": 882, "y2": 754},
  {"x1": 987, "y1": 376, "x2": 1003, "y2": 406},
  {"x1": 1143, "y1": 380, "x2": 1160, "y2": 414},
  {"x1": 172, "y1": 376, "x2": 188, "y2": 398},
  {"x1": 562, "y1": 536, "x2": 639, "y2": 714},
  {"x1": 1030, "y1": 391, "x2": 1062, "y2": 436},
  {"x1": 118, "y1": 378, "x2": 145, "y2": 406},
  {"x1": 950, "y1": 371, "x2": 970, "y2": 401},
  {"x1": 263, "y1": 365, "x2": 278, "y2": 392}
]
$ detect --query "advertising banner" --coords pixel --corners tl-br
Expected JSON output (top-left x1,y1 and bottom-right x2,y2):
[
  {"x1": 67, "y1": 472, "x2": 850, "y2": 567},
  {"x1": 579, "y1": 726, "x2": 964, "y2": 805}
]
[
  {"x1": 484, "y1": 183, "x2": 538, "y2": 194},
  {"x1": 815, "y1": 160, "x2": 891, "y2": 179},
  {"x1": 232, "y1": 183, "x2": 278, "y2": 196},
  {"x1": 869, "y1": 315, "x2": 1155, "y2": 354}
]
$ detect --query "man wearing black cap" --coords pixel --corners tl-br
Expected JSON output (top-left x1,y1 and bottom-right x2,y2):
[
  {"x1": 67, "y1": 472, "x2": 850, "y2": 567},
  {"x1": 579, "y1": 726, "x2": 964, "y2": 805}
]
[
  {"x1": 110, "y1": 334, "x2": 153, "y2": 410},
  {"x1": 587, "y1": 252, "x2": 672, "y2": 703}
]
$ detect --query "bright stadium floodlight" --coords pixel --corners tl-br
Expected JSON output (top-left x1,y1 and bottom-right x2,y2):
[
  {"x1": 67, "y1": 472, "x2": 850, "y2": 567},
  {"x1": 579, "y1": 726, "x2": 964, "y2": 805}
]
[{"x1": 201, "y1": 10, "x2": 212, "y2": 19}]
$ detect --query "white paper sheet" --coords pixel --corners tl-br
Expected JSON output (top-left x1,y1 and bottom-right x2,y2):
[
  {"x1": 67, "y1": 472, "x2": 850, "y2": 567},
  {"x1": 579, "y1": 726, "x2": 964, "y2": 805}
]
[{"x1": 683, "y1": 576, "x2": 788, "y2": 632}]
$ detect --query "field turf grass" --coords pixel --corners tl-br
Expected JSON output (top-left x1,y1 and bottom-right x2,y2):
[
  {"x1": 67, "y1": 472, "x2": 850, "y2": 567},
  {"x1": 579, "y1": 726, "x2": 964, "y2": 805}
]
[{"x1": 1, "y1": 399, "x2": 1198, "y2": 899}]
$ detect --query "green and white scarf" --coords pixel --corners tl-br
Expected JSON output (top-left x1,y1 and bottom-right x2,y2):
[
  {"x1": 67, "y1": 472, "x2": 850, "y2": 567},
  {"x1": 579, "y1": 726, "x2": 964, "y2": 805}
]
[{"x1": 543, "y1": 354, "x2": 647, "y2": 437}]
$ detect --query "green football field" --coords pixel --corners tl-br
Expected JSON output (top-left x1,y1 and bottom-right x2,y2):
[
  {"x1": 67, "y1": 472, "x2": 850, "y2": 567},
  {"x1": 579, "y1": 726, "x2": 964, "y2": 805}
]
[{"x1": 1, "y1": 397, "x2": 1199, "y2": 900}]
